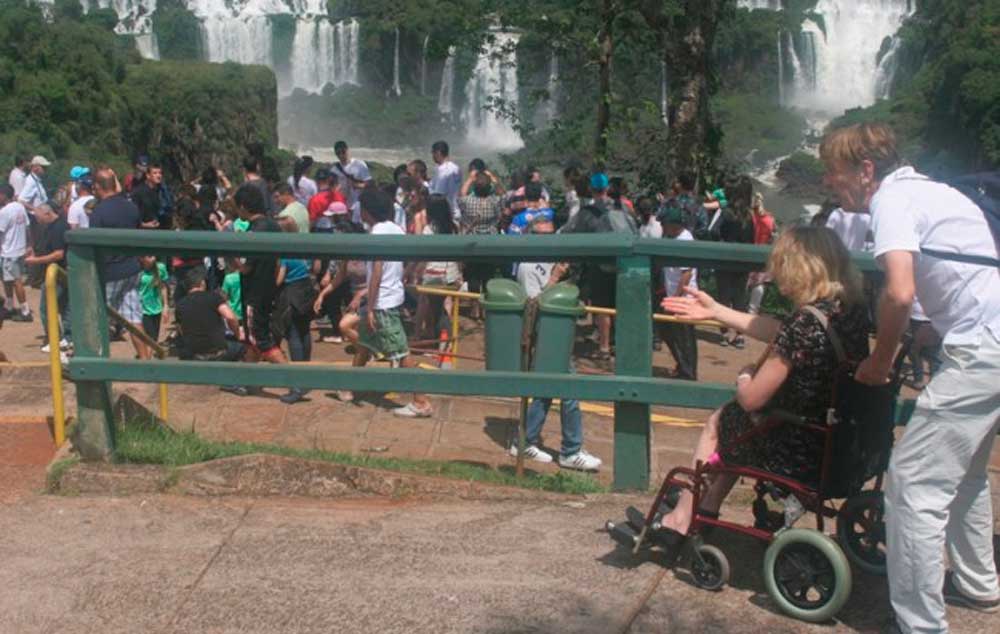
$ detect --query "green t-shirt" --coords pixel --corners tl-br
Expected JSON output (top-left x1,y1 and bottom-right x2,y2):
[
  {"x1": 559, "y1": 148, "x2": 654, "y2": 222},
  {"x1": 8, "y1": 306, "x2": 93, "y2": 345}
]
[
  {"x1": 139, "y1": 262, "x2": 168, "y2": 316},
  {"x1": 279, "y1": 201, "x2": 310, "y2": 234},
  {"x1": 222, "y1": 271, "x2": 243, "y2": 319},
  {"x1": 233, "y1": 218, "x2": 250, "y2": 233}
]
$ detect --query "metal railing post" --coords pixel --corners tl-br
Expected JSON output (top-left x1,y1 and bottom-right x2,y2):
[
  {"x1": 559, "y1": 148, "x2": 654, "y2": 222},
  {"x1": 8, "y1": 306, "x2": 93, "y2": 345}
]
[
  {"x1": 44, "y1": 264, "x2": 66, "y2": 446},
  {"x1": 67, "y1": 246, "x2": 116, "y2": 460},
  {"x1": 613, "y1": 255, "x2": 653, "y2": 491}
]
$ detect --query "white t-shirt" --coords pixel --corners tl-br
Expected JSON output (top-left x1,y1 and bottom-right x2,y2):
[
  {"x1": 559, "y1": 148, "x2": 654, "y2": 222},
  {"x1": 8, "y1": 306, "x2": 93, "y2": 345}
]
[
  {"x1": 430, "y1": 160, "x2": 462, "y2": 218},
  {"x1": 826, "y1": 208, "x2": 872, "y2": 252},
  {"x1": 870, "y1": 166, "x2": 1000, "y2": 345},
  {"x1": 640, "y1": 216, "x2": 663, "y2": 239},
  {"x1": 0, "y1": 201, "x2": 30, "y2": 258},
  {"x1": 287, "y1": 175, "x2": 318, "y2": 207},
  {"x1": 333, "y1": 159, "x2": 371, "y2": 218},
  {"x1": 662, "y1": 229, "x2": 699, "y2": 297},
  {"x1": 8, "y1": 167, "x2": 26, "y2": 197},
  {"x1": 68, "y1": 195, "x2": 93, "y2": 229},
  {"x1": 367, "y1": 221, "x2": 406, "y2": 310},
  {"x1": 17, "y1": 173, "x2": 47, "y2": 209},
  {"x1": 517, "y1": 262, "x2": 555, "y2": 299}
]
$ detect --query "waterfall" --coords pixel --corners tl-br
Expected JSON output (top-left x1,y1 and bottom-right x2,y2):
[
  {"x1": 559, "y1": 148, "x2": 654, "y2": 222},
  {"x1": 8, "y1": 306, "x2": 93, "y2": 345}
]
[
  {"x1": 785, "y1": 0, "x2": 914, "y2": 113},
  {"x1": 462, "y1": 31, "x2": 522, "y2": 149},
  {"x1": 785, "y1": 30, "x2": 805, "y2": 98},
  {"x1": 201, "y1": 15, "x2": 273, "y2": 66},
  {"x1": 737, "y1": 0, "x2": 783, "y2": 9},
  {"x1": 874, "y1": 35, "x2": 904, "y2": 100},
  {"x1": 79, "y1": 0, "x2": 159, "y2": 58},
  {"x1": 546, "y1": 52, "x2": 560, "y2": 125},
  {"x1": 659, "y1": 58, "x2": 669, "y2": 126},
  {"x1": 392, "y1": 27, "x2": 402, "y2": 97},
  {"x1": 291, "y1": 17, "x2": 350, "y2": 94},
  {"x1": 420, "y1": 35, "x2": 430, "y2": 97},
  {"x1": 438, "y1": 46, "x2": 456, "y2": 116},
  {"x1": 777, "y1": 30, "x2": 785, "y2": 107}
]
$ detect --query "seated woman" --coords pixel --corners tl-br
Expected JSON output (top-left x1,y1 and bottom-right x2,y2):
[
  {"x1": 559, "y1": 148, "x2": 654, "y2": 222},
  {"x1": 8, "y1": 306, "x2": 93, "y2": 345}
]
[{"x1": 659, "y1": 226, "x2": 870, "y2": 539}]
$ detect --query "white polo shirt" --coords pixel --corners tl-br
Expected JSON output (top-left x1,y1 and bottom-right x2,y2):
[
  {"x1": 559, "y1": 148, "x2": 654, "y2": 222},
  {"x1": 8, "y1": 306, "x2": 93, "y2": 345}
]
[
  {"x1": 826, "y1": 208, "x2": 871, "y2": 252},
  {"x1": 870, "y1": 166, "x2": 1000, "y2": 345}
]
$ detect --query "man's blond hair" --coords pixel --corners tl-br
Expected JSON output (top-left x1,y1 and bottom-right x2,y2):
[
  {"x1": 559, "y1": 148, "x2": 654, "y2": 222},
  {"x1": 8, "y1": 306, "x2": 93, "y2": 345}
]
[{"x1": 819, "y1": 123, "x2": 900, "y2": 179}]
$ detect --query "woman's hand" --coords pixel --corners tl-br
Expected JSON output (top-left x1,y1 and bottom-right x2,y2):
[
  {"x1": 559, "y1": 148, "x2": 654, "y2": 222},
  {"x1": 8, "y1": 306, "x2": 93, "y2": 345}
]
[{"x1": 661, "y1": 288, "x2": 718, "y2": 321}]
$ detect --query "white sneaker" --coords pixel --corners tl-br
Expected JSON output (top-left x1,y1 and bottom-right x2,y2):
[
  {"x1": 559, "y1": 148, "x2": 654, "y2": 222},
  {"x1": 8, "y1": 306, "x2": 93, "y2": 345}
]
[
  {"x1": 59, "y1": 338, "x2": 71, "y2": 350},
  {"x1": 559, "y1": 450, "x2": 602, "y2": 471},
  {"x1": 392, "y1": 403, "x2": 433, "y2": 418},
  {"x1": 508, "y1": 444, "x2": 553, "y2": 464},
  {"x1": 41, "y1": 343, "x2": 51, "y2": 353}
]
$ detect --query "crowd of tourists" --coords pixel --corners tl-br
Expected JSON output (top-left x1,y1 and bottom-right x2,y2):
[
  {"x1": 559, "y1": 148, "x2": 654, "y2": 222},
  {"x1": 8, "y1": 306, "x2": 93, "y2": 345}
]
[{"x1": 2, "y1": 123, "x2": 998, "y2": 632}]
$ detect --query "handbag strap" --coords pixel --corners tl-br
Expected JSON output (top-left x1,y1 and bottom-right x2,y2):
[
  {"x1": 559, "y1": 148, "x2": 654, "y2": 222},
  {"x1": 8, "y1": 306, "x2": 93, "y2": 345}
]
[{"x1": 802, "y1": 305, "x2": 847, "y2": 365}]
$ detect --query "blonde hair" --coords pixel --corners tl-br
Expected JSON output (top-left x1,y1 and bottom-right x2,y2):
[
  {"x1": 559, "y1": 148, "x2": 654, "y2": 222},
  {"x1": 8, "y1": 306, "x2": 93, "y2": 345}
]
[
  {"x1": 819, "y1": 123, "x2": 900, "y2": 179},
  {"x1": 767, "y1": 226, "x2": 863, "y2": 307}
]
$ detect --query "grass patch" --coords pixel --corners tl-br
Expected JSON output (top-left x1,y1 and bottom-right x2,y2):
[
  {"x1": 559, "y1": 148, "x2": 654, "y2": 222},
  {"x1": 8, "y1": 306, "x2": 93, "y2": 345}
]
[
  {"x1": 115, "y1": 423, "x2": 606, "y2": 496},
  {"x1": 46, "y1": 456, "x2": 80, "y2": 492}
]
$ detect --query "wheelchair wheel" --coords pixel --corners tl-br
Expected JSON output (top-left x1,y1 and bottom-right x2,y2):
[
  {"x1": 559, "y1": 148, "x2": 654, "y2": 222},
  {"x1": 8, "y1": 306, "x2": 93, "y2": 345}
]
[
  {"x1": 837, "y1": 491, "x2": 887, "y2": 576},
  {"x1": 763, "y1": 528, "x2": 852, "y2": 623},
  {"x1": 691, "y1": 544, "x2": 730, "y2": 591}
]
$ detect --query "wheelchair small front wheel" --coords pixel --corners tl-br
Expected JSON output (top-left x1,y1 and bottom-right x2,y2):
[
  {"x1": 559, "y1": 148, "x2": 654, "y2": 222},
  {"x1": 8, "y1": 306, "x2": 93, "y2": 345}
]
[
  {"x1": 691, "y1": 544, "x2": 730, "y2": 591},
  {"x1": 837, "y1": 491, "x2": 887, "y2": 576},
  {"x1": 763, "y1": 528, "x2": 852, "y2": 623}
]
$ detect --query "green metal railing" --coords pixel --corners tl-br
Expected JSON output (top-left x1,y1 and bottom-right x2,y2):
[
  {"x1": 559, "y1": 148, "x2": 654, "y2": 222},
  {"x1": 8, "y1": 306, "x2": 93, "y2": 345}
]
[{"x1": 65, "y1": 229, "x2": 881, "y2": 490}]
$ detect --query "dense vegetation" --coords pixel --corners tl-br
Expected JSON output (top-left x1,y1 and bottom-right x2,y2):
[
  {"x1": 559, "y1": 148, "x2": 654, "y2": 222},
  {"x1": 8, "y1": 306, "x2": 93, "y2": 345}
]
[
  {"x1": 0, "y1": 0, "x2": 282, "y2": 184},
  {"x1": 833, "y1": 0, "x2": 1000, "y2": 174}
]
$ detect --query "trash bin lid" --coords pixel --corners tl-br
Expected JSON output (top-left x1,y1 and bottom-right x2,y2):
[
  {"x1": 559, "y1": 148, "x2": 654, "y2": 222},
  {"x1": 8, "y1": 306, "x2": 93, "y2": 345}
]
[
  {"x1": 480, "y1": 278, "x2": 527, "y2": 312},
  {"x1": 538, "y1": 282, "x2": 584, "y2": 316}
]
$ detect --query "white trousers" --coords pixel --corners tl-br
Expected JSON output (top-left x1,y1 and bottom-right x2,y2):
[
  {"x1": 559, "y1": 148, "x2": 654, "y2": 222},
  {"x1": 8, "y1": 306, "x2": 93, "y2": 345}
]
[{"x1": 887, "y1": 329, "x2": 1000, "y2": 633}]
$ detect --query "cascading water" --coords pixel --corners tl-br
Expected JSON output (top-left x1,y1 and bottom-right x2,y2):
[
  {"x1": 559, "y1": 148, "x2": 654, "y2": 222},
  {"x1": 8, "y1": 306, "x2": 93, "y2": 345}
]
[
  {"x1": 80, "y1": 0, "x2": 160, "y2": 59},
  {"x1": 462, "y1": 31, "x2": 522, "y2": 149},
  {"x1": 546, "y1": 52, "x2": 560, "y2": 125},
  {"x1": 738, "y1": 0, "x2": 783, "y2": 9},
  {"x1": 437, "y1": 46, "x2": 457, "y2": 116},
  {"x1": 777, "y1": 30, "x2": 785, "y2": 107},
  {"x1": 391, "y1": 28, "x2": 402, "y2": 97},
  {"x1": 874, "y1": 35, "x2": 904, "y2": 100},
  {"x1": 420, "y1": 35, "x2": 430, "y2": 97},
  {"x1": 659, "y1": 58, "x2": 669, "y2": 126}
]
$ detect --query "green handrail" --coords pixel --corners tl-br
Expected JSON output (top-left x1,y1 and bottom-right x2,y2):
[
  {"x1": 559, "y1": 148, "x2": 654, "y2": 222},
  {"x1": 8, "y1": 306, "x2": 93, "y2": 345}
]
[{"x1": 64, "y1": 229, "x2": 885, "y2": 490}]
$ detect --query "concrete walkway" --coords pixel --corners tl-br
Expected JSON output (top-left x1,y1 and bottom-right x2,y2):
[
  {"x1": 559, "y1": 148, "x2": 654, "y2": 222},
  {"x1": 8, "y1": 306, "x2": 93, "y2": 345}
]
[{"x1": 0, "y1": 493, "x2": 997, "y2": 634}]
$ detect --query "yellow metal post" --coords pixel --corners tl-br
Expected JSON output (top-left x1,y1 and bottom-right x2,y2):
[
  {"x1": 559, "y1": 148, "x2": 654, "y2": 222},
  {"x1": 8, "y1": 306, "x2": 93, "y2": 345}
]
[
  {"x1": 158, "y1": 381, "x2": 169, "y2": 421},
  {"x1": 45, "y1": 264, "x2": 65, "y2": 446},
  {"x1": 450, "y1": 297, "x2": 460, "y2": 368}
]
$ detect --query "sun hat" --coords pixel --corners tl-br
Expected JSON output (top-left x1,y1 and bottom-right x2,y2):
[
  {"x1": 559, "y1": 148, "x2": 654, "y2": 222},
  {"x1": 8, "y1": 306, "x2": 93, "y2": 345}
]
[
  {"x1": 590, "y1": 172, "x2": 609, "y2": 191},
  {"x1": 30, "y1": 155, "x2": 51, "y2": 167},
  {"x1": 324, "y1": 201, "x2": 349, "y2": 216}
]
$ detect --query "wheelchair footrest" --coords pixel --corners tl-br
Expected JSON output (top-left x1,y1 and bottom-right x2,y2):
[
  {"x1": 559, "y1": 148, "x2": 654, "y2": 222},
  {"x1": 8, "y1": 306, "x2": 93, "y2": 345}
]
[{"x1": 606, "y1": 520, "x2": 646, "y2": 550}]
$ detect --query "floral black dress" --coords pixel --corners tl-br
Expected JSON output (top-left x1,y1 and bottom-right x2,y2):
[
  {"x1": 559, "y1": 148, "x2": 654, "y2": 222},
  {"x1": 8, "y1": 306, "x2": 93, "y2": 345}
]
[{"x1": 718, "y1": 299, "x2": 871, "y2": 484}]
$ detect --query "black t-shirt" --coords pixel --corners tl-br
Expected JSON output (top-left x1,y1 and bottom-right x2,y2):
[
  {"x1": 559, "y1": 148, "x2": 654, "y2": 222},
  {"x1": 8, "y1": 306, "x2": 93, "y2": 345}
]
[
  {"x1": 131, "y1": 182, "x2": 160, "y2": 225},
  {"x1": 90, "y1": 193, "x2": 141, "y2": 281},
  {"x1": 39, "y1": 216, "x2": 69, "y2": 269},
  {"x1": 247, "y1": 178, "x2": 273, "y2": 215},
  {"x1": 175, "y1": 290, "x2": 228, "y2": 355},
  {"x1": 240, "y1": 215, "x2": 281, "y2": 306}
]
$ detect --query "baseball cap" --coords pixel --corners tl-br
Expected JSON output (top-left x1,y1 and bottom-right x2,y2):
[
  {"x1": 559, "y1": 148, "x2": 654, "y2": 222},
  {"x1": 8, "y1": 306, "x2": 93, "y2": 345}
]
[
  {"x1": 69, "y1": 166, "x2": 90, "y2": 180},
  {"x1": 590, "y1": 172, "x2": 609, "y2": 191},
  {"x1": 135, "y1": 155, "x2": 150, "y2": 169},
  {"x1": 315, "y1": 167, "x2": 332, "y2": 181},
  {"x1": 657, "y1": 202, "x2": 684, "y2": 226},
  {"x1": 78, "y1": 176, "x2": 94, "y2": 191},
  {"x1": 324, "y1": 201, "x2": 349, "y2": 216},
  {"x1": 30, "y1": 155, "x2": 52, "y2": 167}
]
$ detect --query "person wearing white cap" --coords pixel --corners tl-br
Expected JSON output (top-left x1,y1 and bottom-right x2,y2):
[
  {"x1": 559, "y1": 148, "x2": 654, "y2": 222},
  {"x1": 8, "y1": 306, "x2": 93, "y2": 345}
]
[{"x1": 18, "y1": 155, "x2": 50, "y2": 212}]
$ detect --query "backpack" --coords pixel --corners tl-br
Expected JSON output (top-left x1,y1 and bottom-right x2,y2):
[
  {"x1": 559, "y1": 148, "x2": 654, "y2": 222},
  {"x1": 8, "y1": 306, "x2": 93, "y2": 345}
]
[{"x1": 922, "y1": 172, "x2": 1000, "y2": 268}]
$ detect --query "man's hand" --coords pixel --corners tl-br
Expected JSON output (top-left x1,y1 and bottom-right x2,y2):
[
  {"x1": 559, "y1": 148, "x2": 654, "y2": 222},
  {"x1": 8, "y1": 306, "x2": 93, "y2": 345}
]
[{"x1": 855, "y1": 355, "x2": 892, "y2": 385}]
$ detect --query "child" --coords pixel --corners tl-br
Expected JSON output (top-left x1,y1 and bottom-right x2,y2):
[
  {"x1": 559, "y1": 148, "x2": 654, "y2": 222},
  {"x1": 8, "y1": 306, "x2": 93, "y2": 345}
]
[
  {"x1": 657, "y1": 204, "x2": 698, "y2": 380},
  {"x1": 221, "y1": 258, "x2": 243, "y2": 326},
  {"x1": 138, "y1": 255, "x2": 168, "y2": 343},
  {"x1": 340, "y1": 190, "x2": 432, "y2": 418}
]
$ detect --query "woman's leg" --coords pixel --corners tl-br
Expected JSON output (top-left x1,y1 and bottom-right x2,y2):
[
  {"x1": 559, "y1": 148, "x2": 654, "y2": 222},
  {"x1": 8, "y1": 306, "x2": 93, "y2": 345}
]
[{"x1": 659, "y1": 408, "x2": 737, "y2": 534}]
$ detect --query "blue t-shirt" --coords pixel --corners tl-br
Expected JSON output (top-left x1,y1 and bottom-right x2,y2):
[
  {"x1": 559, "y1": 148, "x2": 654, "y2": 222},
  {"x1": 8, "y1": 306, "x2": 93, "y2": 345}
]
[
  {"x1": 506, "y1": 207, "x2": 555, "y2": 235},
  {"x1": 281, "y1": 258, "x2": 310, "y2": 283}
]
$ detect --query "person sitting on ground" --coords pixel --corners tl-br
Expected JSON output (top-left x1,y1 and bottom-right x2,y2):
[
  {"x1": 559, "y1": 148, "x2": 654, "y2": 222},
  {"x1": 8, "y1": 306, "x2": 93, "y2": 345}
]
[
  {"x1": 512, "y1": 214, "x2": 602, "y2": 472},
  {"x1": 337, "y1": 190, "x2": 433, "y2": 418},
  {"x1": 657, "y1": 226, "x2": 870, "y2": 541},
  {"x1": 174, "y1": 267, "x2": 249, "y2": 387}
]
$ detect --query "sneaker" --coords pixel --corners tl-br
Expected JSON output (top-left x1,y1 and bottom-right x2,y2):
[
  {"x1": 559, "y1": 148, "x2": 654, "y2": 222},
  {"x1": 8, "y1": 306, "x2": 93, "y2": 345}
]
[
  {"x1": 336, "y1": 390, "x2": 355, "y2": 403},
  {"x1": 559, "y1": 450, "x2": 602, "y2": 471},
  {"x1": 41, "y1": 343, "x2": 51, "y2": 353},
  {"x1": 732, "y1": 336, "x2": 746, "y2": 350},
  {"x1": 943, "y1": 571, "x2": 1000, "y2": 613},
  {"x1": 220, "y1": 385, "x2": 250, "y2": 397},
  {"x1": 279, "y1": 389, "x2": 307, "y2": 405},
  {"x1": 392, "y1": 403, "x2": 433, "y2": 418},
  {"x1": 321, "y1": 335, "x2": 343, "y2": 344},
  {"x1": 59, "y1": 338, "x2": 71, "y2": 351},
  {"x1": 719, "y1": 337, "x2": 729, "y2": 348},
  {"x1": 508, "y1": 444, "x2": 554, "y2": 464},
  {"x1": 10, "y1": 311, "x2": 32, "y2": 323}
]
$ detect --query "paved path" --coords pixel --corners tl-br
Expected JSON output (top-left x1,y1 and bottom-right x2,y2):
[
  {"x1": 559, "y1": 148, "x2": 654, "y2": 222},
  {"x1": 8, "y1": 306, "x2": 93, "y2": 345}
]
[{"x1": 0, "y1": 493, "x2": 997, "y2": 634}]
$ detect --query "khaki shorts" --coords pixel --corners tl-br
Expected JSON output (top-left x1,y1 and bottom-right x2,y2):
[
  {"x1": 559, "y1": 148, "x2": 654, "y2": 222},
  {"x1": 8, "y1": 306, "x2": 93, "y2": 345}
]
[{"x1": 1, "y1": 256, "x2": 25, "y2": 283}]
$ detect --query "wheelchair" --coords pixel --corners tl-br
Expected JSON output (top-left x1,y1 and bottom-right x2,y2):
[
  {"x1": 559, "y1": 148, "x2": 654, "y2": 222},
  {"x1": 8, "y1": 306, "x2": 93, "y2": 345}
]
[{"x1": 606, "y1": 352, "x2": 906, "y2": 623}]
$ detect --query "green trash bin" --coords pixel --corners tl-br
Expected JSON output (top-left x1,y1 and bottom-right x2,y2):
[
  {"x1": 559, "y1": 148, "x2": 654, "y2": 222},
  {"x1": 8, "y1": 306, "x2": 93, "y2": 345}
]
[
  {"x1": 481, "y1": 278, "x2": 527, "y2": 371},
  {"x1": 533, "y1": 283, "x2": 585, "y2": 373}
]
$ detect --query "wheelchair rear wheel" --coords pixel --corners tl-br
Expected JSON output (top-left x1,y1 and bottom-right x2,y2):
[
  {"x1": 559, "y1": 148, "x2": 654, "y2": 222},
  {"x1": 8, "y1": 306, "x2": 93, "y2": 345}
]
[
  {"x1": 837, "y1": 491, "x2": 887, "y2": 576},
  {"x1": 763, "y1": 528, "x2": 852, "y2": 623}
]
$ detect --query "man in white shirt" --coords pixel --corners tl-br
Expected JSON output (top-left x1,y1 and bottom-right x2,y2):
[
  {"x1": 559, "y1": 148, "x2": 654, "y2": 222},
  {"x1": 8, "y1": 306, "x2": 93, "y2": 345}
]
[
  {"x1": 429, "y1": 140, "x2": 462, "y2": 220},
  {"x1": 332, "y1": 141, "x2": 372, "y2": 224},
  {"x1": 825, "y1": 207, "x2": 872, "y2": 251},
  {"x1": 820, "y1": 123, "x2": 1000, "y2": 634},
  {"x1": 0, "y1": 184, "x2": 33, "y2": 321},
  {"x1": 8, "y1": 157, "x2": 28, "y2": 198},
  {"x1": 18, "y1": 155, "x2": 50, "y2": 212},
  {"x1": 67, "y1": 177, "x2": 94, "y2": 229}
]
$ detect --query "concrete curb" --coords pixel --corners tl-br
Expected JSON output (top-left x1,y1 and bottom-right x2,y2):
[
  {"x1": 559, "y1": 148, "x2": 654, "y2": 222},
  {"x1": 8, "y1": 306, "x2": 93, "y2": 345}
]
[{"x1": 51, "y1": 453, "x2": 591, "y2": 503}]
